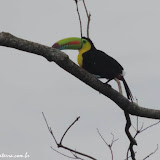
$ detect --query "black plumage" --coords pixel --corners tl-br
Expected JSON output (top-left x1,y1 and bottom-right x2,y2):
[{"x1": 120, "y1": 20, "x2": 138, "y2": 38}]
[{"x1": 82, "y1": 37, "x2": 133, "y2": 101}]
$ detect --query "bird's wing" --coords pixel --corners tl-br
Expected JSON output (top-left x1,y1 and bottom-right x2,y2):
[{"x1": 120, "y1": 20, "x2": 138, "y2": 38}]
[{"x1": 83, "y1": 50, "x2": 123, "y2": 79}]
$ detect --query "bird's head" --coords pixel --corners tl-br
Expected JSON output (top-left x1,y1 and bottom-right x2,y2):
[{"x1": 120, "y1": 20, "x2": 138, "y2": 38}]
[{"x1": 52, "y1": 37, "x2": 95, "y2": 52}]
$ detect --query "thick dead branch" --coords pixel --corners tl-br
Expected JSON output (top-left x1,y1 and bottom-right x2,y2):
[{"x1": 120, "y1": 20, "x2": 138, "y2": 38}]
[{"x1": 1, "y1": 32, "x2": 160, "y2": 120}]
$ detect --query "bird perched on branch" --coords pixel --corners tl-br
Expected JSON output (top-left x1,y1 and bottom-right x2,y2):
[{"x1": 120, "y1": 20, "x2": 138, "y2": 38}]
[{"x1": 52, "y1": 37, "x2": 133, "y2": 101}]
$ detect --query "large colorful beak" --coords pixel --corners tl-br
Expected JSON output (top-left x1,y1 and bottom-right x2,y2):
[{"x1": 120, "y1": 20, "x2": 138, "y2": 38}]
[{"x1": 52, "y1": 37, "x2": 82, "y2": 50}]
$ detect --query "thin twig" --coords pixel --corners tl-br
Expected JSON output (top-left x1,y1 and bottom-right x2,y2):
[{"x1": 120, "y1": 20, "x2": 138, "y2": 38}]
[
  {"x1": 70, "y1": 150, "x2": 85, "y2": 160},
  {"x1": 143, "y1": 144, "x2": 159, "y2": 160},
  {"x1": 97, "y1": 129, "x2": 118, "y2": 160},
  {"x1": 51, "y1": 146, "x2": 80, "y2": 159},
  {"x1": 42, "y1": 112, "x2": 58, "y2": 145},
  {"x1": 74, "y1": 0, "x2": 83, "y2": 39},
  {"x1": 97, "y1": 129, "x2": 109, "y2": 147},
  {"x1": 136, "y1": 116, "x2": 138, "y2": 131},
  {"x1": 133, "y1": 120, "x2": 160, "y2": 138},
  {"x1": 60, "y1": 116, "x2": 80, "y2": 144},
  {"x1": 110, "y1": 133, "x2": 119, "y2": 147},
  {"x1": 43, "y1": 113, "x2": 97, "y2": 160},
  {"x1": 87, "y1": 13, "x2": 91, "y2": 38},
  {"x1": 82, "y1": 0, "x2": 91, "y2": 38},
  {"x1": 82, "y1": 0, "x2": 89, "y2": 17},
  {"x1": 57, "y1": 144, "x2": 97, "y2": 160},
  {"x1": 128, "y1": 118, "x2": 160, "y2": 159},
  {"x1": 140, "y1": 120, "x2": 160, "y2": 133}
]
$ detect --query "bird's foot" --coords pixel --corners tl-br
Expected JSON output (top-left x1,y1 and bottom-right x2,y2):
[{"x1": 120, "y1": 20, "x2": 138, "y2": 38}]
[{"x1": 104, "y1": 82, "x2": 112, "y2": 88}]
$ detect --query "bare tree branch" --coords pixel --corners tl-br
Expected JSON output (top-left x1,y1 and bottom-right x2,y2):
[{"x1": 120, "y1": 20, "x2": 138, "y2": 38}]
[
  {"x1": 143, "y1": 144, "x2": 159, "y2": 160},
  {"x1": 70, "y1": 150, "x2": 85, "y2": 160},
  {"x1": 50, "y1": 146, "x2": 82, "y2": 159},
  {"x1": 124, "y1": 112, "x2": 137, "y2": 160},
  {"x1": 74, "y1": 0, "x2": 91, "y2": 38},
  {"x1": 132, "y1": 119, "x2": 160, "y2": 138},
  {"x1": 42, "y1": 112, "x2": 58, "y2": 145},
  {"x1": 115, "y1": 76, "x2": 136, "y2": 160},
  {"x1": 42, "y1": 112, "x2": 97, "y2": 160},
  {"x1": 140, "y1": 120, "x2": 160, "y2": 133},
  {"x1": 126, "y1": 118, "x2": 160, "y2": 159},
  {"x1": 82, "y1": 0, "x2": 91, "y2": 38},
  {"x1": 97, "y1": 129, "x2": 118, "y2": 160},
  {"x1": 60, "y1": 116, "x2": 80, "y2": 145},
  {"x1": 74, "y1": 0, "x2": 83, "y2": 39},
  {"x1": 0, "y1": 32, "x2": 160, "y2": 120}
]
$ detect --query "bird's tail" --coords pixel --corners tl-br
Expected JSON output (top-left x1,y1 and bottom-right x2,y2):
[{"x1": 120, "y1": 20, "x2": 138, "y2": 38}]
[{"x1": 121, "y1": 77, "x2": 133, "y2": 101}]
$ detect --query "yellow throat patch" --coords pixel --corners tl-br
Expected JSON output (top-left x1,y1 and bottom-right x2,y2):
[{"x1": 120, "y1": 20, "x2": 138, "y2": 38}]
[{"x1": 78, "y1": 43, "x2": 91, "y2": 67}]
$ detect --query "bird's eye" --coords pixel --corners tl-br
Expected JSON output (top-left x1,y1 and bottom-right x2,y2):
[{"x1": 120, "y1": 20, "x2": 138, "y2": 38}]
[{"x1": 83, "y1": 40, "x2": 86, "y2": 44}]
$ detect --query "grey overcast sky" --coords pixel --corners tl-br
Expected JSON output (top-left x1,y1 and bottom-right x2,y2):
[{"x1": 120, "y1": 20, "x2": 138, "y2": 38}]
[{"x1": 0, "y1": 0, "x2": 160, "y2": 159}]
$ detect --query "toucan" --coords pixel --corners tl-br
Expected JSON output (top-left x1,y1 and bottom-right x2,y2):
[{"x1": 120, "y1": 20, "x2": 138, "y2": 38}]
[{"x1": 52, "y1": 37, "x2": 133, "y2": 101}]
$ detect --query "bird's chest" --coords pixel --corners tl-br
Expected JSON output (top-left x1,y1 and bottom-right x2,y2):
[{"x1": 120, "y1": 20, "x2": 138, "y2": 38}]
[
  {"x1": 78, "y1": 50, "x2": 93, "y2": 67},
  {"x1": 78, "y1": 46, "x2": 92, "y2": 67},
  {"x1": 80, "y1": 52, "x2": 97, "y2": 73},
  {"x1": 78, "y1": 52, "x2": 83, "y2": 67}
]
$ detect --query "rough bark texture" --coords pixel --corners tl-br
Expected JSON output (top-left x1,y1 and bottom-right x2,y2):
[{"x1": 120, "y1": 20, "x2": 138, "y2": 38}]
[{"x1": 0, "y1": 32, "x2": 160, "y2": 119}]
